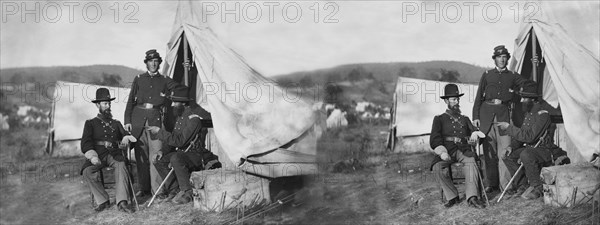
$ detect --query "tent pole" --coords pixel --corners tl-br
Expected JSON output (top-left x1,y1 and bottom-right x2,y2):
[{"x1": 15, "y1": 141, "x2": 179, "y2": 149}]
[
  {"x1": 531, "y1": 29, "x2": 539, "y2": 85},
  {"x1": 183, "y1": 33, "x2": 189, "y2": 86}
]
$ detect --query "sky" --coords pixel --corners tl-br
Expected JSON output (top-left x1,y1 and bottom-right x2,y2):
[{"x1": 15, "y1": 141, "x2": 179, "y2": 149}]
[{"x1": 1, "y1": 0, "x2": 551, "y2": 76}]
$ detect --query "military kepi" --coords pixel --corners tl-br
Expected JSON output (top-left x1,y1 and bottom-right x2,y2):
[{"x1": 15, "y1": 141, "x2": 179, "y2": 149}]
[
  {"x1": 91, "y1": 88, "x2": 116, "y2": 103},
  {"x1": 144, "y1": 49, "x2": 162, "y2": 63},
  {"x1": 517, "y1": 82, "x2": 541, "y2": 98},
  {"x1": 492, "y1": 45, "x2": 510, "y2": 59},
  {"x1": 440, "y1": 84, "x2": 464, "y2": 99},
  {"x1": 167, "y1": 87, "x2": 192, "y2": 102}
]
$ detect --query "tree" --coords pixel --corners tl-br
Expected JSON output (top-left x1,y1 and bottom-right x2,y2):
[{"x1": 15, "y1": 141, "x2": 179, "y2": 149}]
[
  {"x1": 298, "y1": 76, "x2": 314, "y2": 87},
  {"x1": 397, "y1": 66, "x2": 416, "y2": 78},
  {"x1": 324, "y1": 83, "x2": 343, "y2": 104},
  {"x1": 439, "y1": 69, "x2": 461, "y2": 83},
  {"x1": 100, "y1": 73, "x2": 122, "y2": 87},
  {"x1": 326, "y1": 72, "x2": 341, "y2": 83},
  {"x1": 348, "y1": 68, "x2": 362, "y2": 83}
]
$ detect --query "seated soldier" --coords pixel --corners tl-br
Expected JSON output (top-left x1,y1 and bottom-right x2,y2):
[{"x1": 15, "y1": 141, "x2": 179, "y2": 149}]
[
  {"x1": 81, "y1": 88, "x2": 134, "y2": 213},
  {"x1": 147, "y1": 87, "x2": 221, "y2": 204},
  {"x1": 497, "y1": 83, "x2": 568, "y2": 200},
  {"x1": 430, "y1": 84, "x2": 486, "y2": 208}
]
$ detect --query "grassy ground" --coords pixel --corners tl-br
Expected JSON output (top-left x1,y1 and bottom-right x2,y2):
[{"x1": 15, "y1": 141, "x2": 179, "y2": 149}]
[{"x1": 0, "y1": 124, "x2": 598, "y2": 224}]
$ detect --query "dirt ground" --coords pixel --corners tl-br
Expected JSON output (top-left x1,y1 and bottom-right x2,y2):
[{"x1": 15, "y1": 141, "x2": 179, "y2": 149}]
[{"x1": 0, "y1": 125, "x2": 598, "y2": 224}]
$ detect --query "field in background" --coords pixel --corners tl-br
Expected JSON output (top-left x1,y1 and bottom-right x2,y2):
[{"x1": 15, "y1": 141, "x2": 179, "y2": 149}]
[{"x1": 0, "y1": 122, "x2": 598, "y2": 224}]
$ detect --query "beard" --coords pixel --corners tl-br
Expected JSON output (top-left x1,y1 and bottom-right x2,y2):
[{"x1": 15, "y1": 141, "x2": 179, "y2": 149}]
[
  {"x1": 522, "y1": 101, "x2": 535, "y2": 113},
  {"x1": 173, "y1": 105, "x2": 185, "y2": 118},
  {"x1": 100, "y1": 108, "x2": 113, "y2": 119},
  {"x1": 448, "y1": 104, "x2": 461, "y2": 115}
]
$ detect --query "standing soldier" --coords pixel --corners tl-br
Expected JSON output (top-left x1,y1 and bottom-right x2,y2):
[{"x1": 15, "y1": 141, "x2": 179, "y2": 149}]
[
  {"x1": 430, "y1": 84, "x2": 486, "y2": 208},
  {"x1": 81, "y1": 88, "x2": 133, "y2": 213},
  {"x1": 472, "y1": 45, "x2": 530, "y2": 193},
  {"x1": 124, "y1": 49, "x2": 181, "y2": 197}
]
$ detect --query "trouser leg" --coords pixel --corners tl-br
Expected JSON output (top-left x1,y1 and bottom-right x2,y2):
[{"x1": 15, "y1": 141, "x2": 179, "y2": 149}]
[
  {"x1": 83, "y1": 165, "x2": 109, "y2": 204},
  {"x1": 482, "y1": 126, "x2": 499, "y2": 188},
  {"x1": 146, "y1": 131, "x2": 163, "y2": 193},
  {"x1": 456, "y1": 151, "x2": 480, "y2": 200},
  {"x1": 520, "y1": 148, "x2": 552, "y2": 189},
  {"x1": 107, "y1": 154, "x2": 131, "y2": 204},
  {"x1": 170, "y1": 152, "x2": 203, "y2": 192},
  {"x1": 155, "y1": 152, "x2": 179, "y2": 193},
  {"x1": 503, "y1": 148, "x2": 527, "y2": 188},
  {"x1": 433, "y1": 160, "x2": 458, "y2": 200},
  {"x1": 135, "y1": 130, "x2": 151, "y2": 193},
  {"x1": 496, "y1": 131, "x2": 512, "y2": 190}
]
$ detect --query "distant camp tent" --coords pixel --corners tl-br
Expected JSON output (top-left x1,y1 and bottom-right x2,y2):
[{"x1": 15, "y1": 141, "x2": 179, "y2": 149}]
[
  {"x1": 510, "y1": 1, "x2": 599, "y2": 163},
  {"x1": 326, "y1": 109, "x2": 348, "y2": 129},
  {"x1": 161, "y1": 0, "x2": 321, "y2": 178},
  {"x1": 47, "y1": 81, "x2": 130, "y2": 157},
  {"x1": 387, "y1": 77, "x2": 478, "y2": 153}
]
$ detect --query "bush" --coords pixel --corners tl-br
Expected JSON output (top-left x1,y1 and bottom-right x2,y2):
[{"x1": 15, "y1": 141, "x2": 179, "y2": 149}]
[{"x1": 1, "y1": 127, "x2": 47, "y2": 163}]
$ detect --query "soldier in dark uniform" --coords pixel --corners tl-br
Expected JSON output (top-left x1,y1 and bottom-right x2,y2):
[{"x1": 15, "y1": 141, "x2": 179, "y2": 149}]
[
  {"x1": 431, "y1": 84, "x2": 486, "y2": 208},
  {"x1": 147, "y1": 87, "x2": 220, "y2": 204},
  {"x1": 472, "y1": 45, "x2": 531, "y2": 193},
  {"x1": 124, "y1": 49, "x2": 181, "y2": 197},
  {"x1": 81, "y1": 88, "x2": 133, "y2": 213},
  {"x1": 497, "y1": 84, "x2": 568, "y2": 199}
]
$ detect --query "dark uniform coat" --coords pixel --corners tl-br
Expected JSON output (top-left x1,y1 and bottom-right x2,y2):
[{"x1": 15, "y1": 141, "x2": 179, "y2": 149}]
[
  {"x1": 154, "y1": 104, "x2": 218, "y2": 193},
  {"x1": 503, "y1": 103, "x2": 567, "y2": 188},
  {"x1": 430, "y1": 110, "x2": 477, "y2": 169},
  {"x1": 80, "y1": 114, "x2": 127, "y2": 174},
  {"x1": 157, "y1": 104, "x2": 208, "y2": 153},
  {"x1": 473, "y1": 69, "x2": 530, "y2": 134},
  {"x1": 124, "y1": 72, "x2": 180, "y2": 138}
]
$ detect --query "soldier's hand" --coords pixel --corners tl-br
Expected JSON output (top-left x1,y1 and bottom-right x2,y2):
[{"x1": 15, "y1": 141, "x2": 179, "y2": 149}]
[
  {"x1": 496, "y1": 122, "x2": 510, "y2": 130},
  {"x1": 91, "y1": 157, "x2": 101, "y2": 165},
  {"x1": 440, "y1": 153, "x2": 451, "y2": 161},
  {"x1": 531, "y1": 55, "x2": 539, "y2": 64},
  {"x1": 125, "y1": 124, "x2": 132, "y2": 132},
  {"x1": 146, "y1": 126, "x2": 160, "y2": 134},
  {"x1": 152, "y1": 151, "x2": 163, "y2": 163},
  {"x1": 473, "y1": 120, "x2": 480, "y2": 128},
  {"x1": 503, "y1": 147, "x2": 512, "y2": 159}
]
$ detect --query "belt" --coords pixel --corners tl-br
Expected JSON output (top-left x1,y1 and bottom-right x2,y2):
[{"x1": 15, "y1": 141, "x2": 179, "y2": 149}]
[
  {"x1": 485, "y1": 99, "x2": 509, "y2": 105},
  {"x1": 95, "y1": 141, "x2": 116, "y2": 148},
  {"x1": 444, "y1": 136, "x2": 466, "y2": 144},
  {"x1": 136, "y1": 103, "x2": 162, "y2": 109}
]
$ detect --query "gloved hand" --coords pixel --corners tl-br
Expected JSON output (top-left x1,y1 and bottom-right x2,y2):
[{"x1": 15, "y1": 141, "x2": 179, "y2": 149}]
[
  {"x1": 91, "y1": 157, "x2": 101, "y2": 165},
  {"x1": 440, "y1": 152, "x2": 451, "y2": 161},
  {"x1": 120, "y1": 135, "x2": 137, "y2": 146}
]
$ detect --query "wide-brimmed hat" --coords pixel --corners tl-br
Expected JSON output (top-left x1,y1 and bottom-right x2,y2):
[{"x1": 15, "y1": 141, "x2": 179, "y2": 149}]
[
  {"x1": 91, "y1": 88, "x2": 116, "y2": 103},
  {"x1": 167, "y1": 87, "x2": 192, "y2": 102},
  {"x1": 492, "y1": 45, "x2": 511, "y2": 59},
  {"x1": 144, "y1": 49, "x2": 162, "y2": 63},
  {"x1": 517, "y1": 82, "x2": 541, "y2": 98},
  {"x1": 440, "y1": 84, "x2": 464, "y2": 99}
]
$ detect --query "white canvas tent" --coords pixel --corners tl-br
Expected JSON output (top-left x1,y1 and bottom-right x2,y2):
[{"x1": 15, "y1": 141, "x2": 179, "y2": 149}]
[
  {"x1": 510, "y1": 1, "x2": 600, "y2": 163},
  {"x1": 48, "y1": 81, "x2": 131, "y2": 157},
  {"x1": 161, "y1": 0, "x2": 321, "y2": 178},
  {"x1": 387, "y1": 77, "x2": 479, "y2": 152}
]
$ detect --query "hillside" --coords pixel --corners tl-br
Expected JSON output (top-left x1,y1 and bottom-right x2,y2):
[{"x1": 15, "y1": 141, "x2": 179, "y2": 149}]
[
  {"x1": 0, "y1": 65, "x2": 144, "y2": 86},
  {"x1": 273, "y1": 61, "x2": 488, "y2": 105}
]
